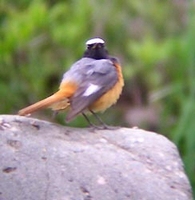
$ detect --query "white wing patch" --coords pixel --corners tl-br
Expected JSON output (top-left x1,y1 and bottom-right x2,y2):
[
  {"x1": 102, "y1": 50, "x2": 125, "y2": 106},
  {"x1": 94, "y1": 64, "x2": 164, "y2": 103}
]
[{"x1": 83, "y1": 84, "x2": 101, "y2": 96}]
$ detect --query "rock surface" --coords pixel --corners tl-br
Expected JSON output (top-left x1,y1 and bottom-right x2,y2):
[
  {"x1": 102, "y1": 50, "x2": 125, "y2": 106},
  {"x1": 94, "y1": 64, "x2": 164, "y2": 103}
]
[{"x1": 0, "y1": 115, "x2": 192, "y2": 200}]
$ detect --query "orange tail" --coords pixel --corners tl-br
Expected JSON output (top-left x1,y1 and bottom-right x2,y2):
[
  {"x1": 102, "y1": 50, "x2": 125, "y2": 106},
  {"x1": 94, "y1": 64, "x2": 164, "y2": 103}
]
[
  {"x1": 18, "y1": 81, "x2": 78, "y2": 116},
  {"x1": 18, "y1": 92, "x2": 69, "y2": 116}
]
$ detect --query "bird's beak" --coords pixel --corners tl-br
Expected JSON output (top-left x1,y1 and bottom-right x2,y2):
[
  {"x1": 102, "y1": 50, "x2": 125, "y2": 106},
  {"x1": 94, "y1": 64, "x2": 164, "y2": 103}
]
[{"x1": 92, "y1": 43, "x2": 98, "y2": 49}]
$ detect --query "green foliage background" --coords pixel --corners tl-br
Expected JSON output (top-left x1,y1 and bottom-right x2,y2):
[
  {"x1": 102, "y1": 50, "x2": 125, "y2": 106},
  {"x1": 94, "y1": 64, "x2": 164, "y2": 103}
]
[{"x1": 1, "y1": 0, "x2": 195, "y2": 196}]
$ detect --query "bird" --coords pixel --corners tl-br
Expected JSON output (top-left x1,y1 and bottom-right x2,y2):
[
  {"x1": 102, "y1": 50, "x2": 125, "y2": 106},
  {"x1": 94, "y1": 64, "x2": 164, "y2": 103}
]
[{"x1": 18, "y1": 38, "x2": 124, "y2": 128}]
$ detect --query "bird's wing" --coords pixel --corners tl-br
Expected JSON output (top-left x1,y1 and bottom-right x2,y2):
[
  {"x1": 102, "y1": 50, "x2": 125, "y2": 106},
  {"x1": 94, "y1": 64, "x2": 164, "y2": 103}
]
[{"x1": 65, "y1": 58, "x2": 118, "y2": 122}]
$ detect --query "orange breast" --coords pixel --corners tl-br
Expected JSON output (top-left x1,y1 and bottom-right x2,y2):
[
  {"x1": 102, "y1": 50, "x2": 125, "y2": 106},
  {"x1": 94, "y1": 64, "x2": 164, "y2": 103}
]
[{"x1": 89, "y1": 63, "x2": 124, "y2": 112}]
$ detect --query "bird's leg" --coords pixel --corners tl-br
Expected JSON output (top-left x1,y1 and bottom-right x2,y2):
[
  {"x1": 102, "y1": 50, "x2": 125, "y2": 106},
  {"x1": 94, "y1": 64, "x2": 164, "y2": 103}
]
[
  {"x1": 83, "y1": 110, "x2": 119, "y2": 130},
  {"x1": 89, "y1": 109, "x2": 120, "y2": 130},
  {"x1": 89, "y1": 109, "x2": 110, "y2": 129},
  {"x1": 82, "y1": 113, "x2": 99, "y2": 128}
]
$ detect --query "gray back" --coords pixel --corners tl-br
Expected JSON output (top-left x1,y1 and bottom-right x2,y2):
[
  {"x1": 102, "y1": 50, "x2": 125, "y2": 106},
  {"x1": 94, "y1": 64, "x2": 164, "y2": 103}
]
[{"x1": 62, "y1": 58, "x2": 118, "y2": 121}]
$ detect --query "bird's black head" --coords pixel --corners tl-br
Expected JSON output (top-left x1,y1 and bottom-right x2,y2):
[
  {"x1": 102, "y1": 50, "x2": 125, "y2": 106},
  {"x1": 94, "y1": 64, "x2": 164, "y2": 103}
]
[{"x1": 83, "y1": 38, "x2": 109, "y2": 59}]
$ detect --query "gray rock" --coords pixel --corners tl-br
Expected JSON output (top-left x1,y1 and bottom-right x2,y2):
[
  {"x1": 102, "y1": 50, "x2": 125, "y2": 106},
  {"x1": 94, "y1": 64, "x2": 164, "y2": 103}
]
[{"x1": 0, "y1": 115, "x2": 192, "y2": 200}]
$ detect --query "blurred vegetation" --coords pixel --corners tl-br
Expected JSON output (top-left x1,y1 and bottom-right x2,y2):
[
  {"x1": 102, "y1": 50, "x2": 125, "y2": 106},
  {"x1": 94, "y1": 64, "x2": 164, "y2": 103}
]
[{"x1": 1, "y1": 0, "x2": 195, "y2": 196}]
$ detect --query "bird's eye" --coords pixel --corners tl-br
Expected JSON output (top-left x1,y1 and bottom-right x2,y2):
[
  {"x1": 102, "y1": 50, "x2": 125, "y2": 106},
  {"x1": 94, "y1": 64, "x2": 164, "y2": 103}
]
[
  {"x1": 99, "y1": 43, "x2": 104, "y2": 48},
  {"x1": 87, "y1": 43, "x2": 104, "y2": 49},
  {"x1": 87, "y1": 44, "x2": 93, "y2": 49}
]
